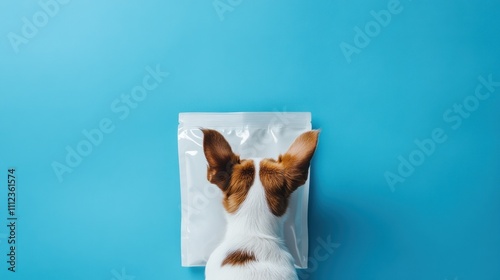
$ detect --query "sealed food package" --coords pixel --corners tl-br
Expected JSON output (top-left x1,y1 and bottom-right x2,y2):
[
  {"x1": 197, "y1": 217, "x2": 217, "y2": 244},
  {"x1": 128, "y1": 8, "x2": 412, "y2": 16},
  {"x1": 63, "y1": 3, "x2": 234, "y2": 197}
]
[{"x1": 178, "y1": 112, "x2": 313, "y2": 268}]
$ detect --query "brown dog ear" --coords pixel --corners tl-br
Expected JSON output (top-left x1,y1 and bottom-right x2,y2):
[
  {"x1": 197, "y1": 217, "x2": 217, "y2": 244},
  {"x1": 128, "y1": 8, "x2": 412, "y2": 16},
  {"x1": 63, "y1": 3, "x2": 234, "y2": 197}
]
[
  {"x1": 279, "y1": 130, "x2": 319, "y2": 192},
  {"x1": 201, "y1": 129, "x2": 240, "y2": 191}
]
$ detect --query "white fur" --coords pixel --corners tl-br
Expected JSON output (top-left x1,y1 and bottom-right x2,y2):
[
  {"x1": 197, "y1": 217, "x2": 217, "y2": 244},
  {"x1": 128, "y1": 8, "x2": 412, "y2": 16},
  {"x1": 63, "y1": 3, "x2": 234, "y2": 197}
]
[{"x1": 205, "y1": 158, "x2": 298, "y2": 280}]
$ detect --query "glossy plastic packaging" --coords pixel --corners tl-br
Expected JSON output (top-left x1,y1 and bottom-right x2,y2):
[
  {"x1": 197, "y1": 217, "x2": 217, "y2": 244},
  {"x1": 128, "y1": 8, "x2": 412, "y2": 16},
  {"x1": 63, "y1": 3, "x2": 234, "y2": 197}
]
[{"x1": 178, "y1": 112, "x2": 312, "y2": 268}]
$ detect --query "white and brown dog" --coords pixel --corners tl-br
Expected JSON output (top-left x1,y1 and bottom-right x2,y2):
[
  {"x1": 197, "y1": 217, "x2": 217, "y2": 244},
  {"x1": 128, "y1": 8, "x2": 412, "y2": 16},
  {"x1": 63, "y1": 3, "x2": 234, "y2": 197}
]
[{"x1": 202, "y1": 129, "x2": 319, "y2": 280}]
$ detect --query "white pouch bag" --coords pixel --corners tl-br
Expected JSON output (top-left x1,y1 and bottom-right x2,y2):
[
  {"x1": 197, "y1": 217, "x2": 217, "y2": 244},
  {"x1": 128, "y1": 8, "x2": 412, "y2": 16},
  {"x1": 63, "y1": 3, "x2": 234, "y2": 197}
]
[{"x1": 178, "y1": 112, "x2": 312, "y2": 268}]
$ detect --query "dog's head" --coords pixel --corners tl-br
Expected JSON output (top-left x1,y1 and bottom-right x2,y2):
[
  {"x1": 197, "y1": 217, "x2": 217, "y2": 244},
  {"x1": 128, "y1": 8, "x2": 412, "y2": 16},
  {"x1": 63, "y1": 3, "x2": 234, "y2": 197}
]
[{"x1": 202, "y1": 129, "x2": 319, "y2": 217}]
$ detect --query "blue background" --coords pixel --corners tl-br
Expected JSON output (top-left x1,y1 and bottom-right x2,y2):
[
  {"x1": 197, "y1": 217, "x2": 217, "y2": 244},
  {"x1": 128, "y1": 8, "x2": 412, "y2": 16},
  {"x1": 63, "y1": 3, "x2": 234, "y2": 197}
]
[{"x1": 1, "y1": 0, "x2": 499, "y2": 279}]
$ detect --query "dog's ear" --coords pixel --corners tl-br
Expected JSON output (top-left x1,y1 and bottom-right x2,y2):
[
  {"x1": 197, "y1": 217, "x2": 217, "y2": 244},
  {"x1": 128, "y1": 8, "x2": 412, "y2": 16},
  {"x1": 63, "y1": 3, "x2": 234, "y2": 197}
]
[
  {"x1": 202, "y1": 129, "x2": 240, "y2": 191},
  {"x1": 279, "y1": 130, "x2": 319, "y2": 192},
  {"x1": 260, "y1": 130, "x2": 319, "y2": 216}
]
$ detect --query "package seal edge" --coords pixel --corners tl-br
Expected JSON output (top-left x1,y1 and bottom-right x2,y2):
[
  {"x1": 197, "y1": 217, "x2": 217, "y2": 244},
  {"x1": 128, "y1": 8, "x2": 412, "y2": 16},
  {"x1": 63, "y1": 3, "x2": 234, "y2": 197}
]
[{"x1": 178, "y1": 112, "x2": 311, "y2": 128}]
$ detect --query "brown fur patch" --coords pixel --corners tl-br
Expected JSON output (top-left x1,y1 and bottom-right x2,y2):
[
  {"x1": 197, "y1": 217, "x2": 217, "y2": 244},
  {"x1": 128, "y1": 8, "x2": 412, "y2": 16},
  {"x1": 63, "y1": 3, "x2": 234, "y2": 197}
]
[
  {"x1": 221, "y1": 250, "x2": 256, "y2": 267},
  {"x1": 260, "y1": 159, "x2": 289, "y2": 216},
  {"x1": 260, "y1": 130, "x2": 319, "y2": 216},
  {"x1": 223, "y1": 159, "x2": 255, "y2": 213}
]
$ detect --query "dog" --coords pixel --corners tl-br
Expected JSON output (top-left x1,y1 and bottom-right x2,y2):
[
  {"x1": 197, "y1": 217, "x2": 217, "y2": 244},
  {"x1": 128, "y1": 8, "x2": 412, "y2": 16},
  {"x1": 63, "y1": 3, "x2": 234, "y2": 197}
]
[{"x1": 201, "y1": 129, "x2": 319, "y2": 280}]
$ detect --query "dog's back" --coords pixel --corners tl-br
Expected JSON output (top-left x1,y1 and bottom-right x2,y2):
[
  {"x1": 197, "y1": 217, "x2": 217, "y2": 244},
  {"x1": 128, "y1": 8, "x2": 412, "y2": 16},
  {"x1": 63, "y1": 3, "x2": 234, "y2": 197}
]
[{"x1": 205, "y1": 232, "x2": 298, "y2": 280}]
